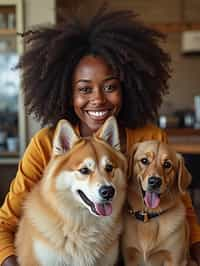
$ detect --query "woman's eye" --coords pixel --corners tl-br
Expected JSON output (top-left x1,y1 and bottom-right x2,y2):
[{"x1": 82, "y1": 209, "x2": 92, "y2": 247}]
[
  {"x1": 79, "y1": 87, "x2": 92, "y2": 94},
  {"x1": 163, "y1": 161, "x2": 171, "y2": 169},
  {"x1": 103, "y1": 84, "x2": 116, "y2": 92},
  {"x1": 79, "y1": 167, "x2": 91, "y2": 175},
  {"x1": 141, "y1": 158, "x2": 149, "y2": 165}
]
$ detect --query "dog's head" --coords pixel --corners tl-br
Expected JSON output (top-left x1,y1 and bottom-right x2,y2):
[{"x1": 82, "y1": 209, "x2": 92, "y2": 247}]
[
  {"x1": 44, "y1": 116, "x2": 127, "y2": 217},
  {"x1": 128, "y1": 140, "x2": 191, "y2": 209}
]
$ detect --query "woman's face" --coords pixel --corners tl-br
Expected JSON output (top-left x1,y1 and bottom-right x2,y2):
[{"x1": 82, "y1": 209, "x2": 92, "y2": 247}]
[{"x1": 72, "y1": 55, "x2": 122, "y2": 136}]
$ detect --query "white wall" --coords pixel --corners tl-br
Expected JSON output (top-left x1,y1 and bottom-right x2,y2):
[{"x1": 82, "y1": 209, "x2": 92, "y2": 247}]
[{"x1": 24, "y1": 0, "x2": 55, "y2": 140}]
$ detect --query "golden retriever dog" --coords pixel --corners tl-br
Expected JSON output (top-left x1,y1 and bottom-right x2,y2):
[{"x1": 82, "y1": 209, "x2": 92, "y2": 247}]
[
  {"x1": 15, "y1": 116, "x2": 127, "y2": 266},
  {"x1": 122, "y1": 140, "x2": 191, "y2": 266}
]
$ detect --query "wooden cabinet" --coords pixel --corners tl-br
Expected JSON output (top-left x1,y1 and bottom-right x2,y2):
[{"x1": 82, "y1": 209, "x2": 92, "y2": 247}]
[{"x1": 0, "y1": 0, "x2": 25, "y2": 165}]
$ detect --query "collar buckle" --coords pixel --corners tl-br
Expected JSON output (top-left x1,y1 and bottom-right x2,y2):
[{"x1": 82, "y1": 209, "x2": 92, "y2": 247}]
[
  {"x1": 141, "y1": 211, "x2": 148, "y2": 222},
  {"x1": 128, "y1": 207, "x2": 164, "y2": 222}
]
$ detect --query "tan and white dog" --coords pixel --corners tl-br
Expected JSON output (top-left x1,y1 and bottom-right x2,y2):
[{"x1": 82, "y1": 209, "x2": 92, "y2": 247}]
[
  {"x1": 123, "y1": 140, "x2": 191, "y2": 266},
  {"x1": 15, "y1": 116, "x2": 127, "y2": 266}
]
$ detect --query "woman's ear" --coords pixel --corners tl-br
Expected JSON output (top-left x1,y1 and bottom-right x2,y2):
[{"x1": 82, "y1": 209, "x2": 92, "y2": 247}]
[
  {"x1": 176, "y1": 153, "x2": 192, "y2": 194},
  {"x1": 94, "y1": 116, "x2": 120, "y2": 151},
  {"x1": 53, "y1": 119, "x2": 79, "y2": 155}
]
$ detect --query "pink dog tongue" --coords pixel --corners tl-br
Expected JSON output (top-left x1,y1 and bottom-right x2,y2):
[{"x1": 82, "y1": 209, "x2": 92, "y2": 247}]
[
  {"x1": 95, "y1": 203, "x2": 112, "y2": 216},
  {"x1": 144, "y1": 192, "x2": 160, "y2": 209}
]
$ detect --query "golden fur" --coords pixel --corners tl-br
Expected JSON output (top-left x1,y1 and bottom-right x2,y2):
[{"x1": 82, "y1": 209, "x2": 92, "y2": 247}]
[
  {"x1": 122, "y1": 140, "x2": 191, "y2": 266},
  {"x1": 15, "y1": 117, "x2": 127, "y2": 266}
]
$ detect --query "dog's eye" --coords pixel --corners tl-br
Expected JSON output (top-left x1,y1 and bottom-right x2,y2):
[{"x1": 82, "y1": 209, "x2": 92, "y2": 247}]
[
  {"x1": 105, "y1": 164, "x2": 113, "y2": 172},
  {"x1": 163, "y1": 161, "x2": 171, "y2": 169},
  {"x1": 141, "y1": 158, "x2": 149, "y2": 165},
  {"x1": 79, "y1": 167, "x2": 91, "y2": 175}
]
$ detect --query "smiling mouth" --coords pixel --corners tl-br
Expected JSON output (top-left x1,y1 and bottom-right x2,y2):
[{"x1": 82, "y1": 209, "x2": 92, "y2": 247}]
[
  {"x1": 86, "y1": 110, "x2": 111, "y2": 120},
  {"x1": 77, "y1": 190, "x2": 113, "y2": 216}
]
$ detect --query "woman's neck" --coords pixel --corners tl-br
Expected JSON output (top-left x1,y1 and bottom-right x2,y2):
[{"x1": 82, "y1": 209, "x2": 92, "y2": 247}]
[
  {"x1": 79, "y1": 123, "x2": 95, "y2": 137},
  {"x1": 78, "y1": 122, "x2": 127, "y2": 154}
]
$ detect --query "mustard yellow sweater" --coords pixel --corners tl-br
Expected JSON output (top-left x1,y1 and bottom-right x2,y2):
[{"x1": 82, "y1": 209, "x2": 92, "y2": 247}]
[{"x1": 0, "y1": 124, "x2": 199, "y2": 264}]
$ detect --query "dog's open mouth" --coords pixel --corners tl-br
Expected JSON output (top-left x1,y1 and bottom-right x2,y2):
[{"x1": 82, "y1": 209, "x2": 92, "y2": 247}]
[
  {"x1": 77, "y1": 190, "x2": 112, "y2": 216},
  {"x1": 142, "y1": 190, "x2": 161, "y2": 209}
]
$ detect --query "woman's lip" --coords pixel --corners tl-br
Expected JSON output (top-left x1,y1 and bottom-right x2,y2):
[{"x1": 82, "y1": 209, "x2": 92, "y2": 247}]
[{"x1": 86, "y1": 110, "x2": 111, "y2": 120}]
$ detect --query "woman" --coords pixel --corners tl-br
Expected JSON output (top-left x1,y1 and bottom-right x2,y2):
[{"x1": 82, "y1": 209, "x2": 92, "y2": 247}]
[{"x1": 1, "y1": 5, "x2": 200, "y2": 266}]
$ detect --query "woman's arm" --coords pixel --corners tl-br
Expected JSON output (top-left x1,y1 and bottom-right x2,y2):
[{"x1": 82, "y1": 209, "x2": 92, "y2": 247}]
[
  {"x1": 0, "y1": 128, "x2": 52, "y2": 265},
  {"x1": 182, "y1": 193, "x2": 200, "y2": 265}
]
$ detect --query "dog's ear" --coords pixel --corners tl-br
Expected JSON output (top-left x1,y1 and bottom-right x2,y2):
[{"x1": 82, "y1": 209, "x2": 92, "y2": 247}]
[
  {"x1": 95, "y1": 116, "x2": 120, "y2": 151},
  {"x1": 128, "y1": 143, "x2": 139, "y2": 178},
  {"x1": 176, "y1": 153, "x2": 192, "y2": 194},
  {"x1": 53, "y1": 119, "x2": 79, "y2": 155}
]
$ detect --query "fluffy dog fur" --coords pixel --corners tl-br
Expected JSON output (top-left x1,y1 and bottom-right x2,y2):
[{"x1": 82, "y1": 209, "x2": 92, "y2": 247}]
[
  {"x1": 122, "y1": 140, "x2": 191, "y2": 266},
  {"x1": 15, "y1": 116, "x2": 127, "y2": 266}
]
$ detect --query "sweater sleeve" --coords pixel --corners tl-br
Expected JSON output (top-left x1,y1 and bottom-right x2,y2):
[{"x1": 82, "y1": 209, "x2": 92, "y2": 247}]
[
  {"x1": 182, "y1": 192, "x2": 200, "y2": 244},
  {"x1": 0, "y1": 128, "x2": 53, "y2": 265}
]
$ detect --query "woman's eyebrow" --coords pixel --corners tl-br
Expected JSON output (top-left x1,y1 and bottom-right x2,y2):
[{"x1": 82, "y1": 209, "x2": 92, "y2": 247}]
[
  {"x1": 103, "y1": 76, "x2": 119, "y2": 82},
  {"x1": 75, "y1": 76, "x2": 119, "y2": 84},
  {"x1": 75, "y1": 79, "x2": 91, "y2": 84}
]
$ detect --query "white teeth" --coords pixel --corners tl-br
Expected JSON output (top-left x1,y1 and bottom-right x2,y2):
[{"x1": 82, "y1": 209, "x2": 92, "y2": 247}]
[{"x1": 88, "y1": 111, "x2": 108, "y2": 117}]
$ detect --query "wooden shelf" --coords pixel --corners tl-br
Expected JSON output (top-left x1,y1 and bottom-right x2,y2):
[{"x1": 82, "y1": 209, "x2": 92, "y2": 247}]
[
  {"x1": 169, "y1": 143, "x2": 200, "y2": 154},
  {"x1": 0, "y1": 0, "x2": 26, "y2": 167},
  {"x1": 0, "y1": 28, "x2": 16, "y2": 35},
  {"x1": 0, "y1": 6, "x2": 15, "y2": 13},
  {"x1": 0, "y1": 157, "x2": 19, "y2": 164},
  {"x1": 165, "y1": 128, "x2": 200, "y2": 154},
  {"x1": 0, "y1": 150, "x2": 19, "y2": 164},
  {"x1": 0, "y1": 151, "x2": 18, "y2": 157},
  {"x1": 166, "y1": 128, "x2": 200, "y2": 136},
  {"x1": 150, "y1": 23, "x2": 200, "y2": 33}
]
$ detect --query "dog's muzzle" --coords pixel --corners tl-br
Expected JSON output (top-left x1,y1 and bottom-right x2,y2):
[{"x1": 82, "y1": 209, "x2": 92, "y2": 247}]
[
  {"x1": 99, "y1": 185, "x2": 115, "y2": 200},
  {"x1": 147, "y1": 176, "x2": 162, "y2": 190},
  {"x1": 142, "y1": 176, "x2": 162, "y2": 209},
  {"x1": 77, "y1": 185, "x2": 115, "y2": 217}
]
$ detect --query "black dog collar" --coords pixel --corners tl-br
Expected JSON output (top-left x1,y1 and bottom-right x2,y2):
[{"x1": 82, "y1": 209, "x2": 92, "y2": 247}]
[{"x1": 128, "y1": 208, "x2": 166, "y2": 223}]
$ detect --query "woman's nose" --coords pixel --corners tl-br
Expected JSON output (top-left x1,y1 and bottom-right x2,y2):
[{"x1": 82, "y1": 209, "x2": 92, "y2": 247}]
[{"x1": 91, "y1": 89, "x2": 106, "y2": 105}]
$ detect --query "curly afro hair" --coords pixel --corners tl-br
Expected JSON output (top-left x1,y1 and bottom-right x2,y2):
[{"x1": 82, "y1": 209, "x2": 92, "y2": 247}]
[{"x1": 18, "y1": 4, "x2": 171, "y2": 128}]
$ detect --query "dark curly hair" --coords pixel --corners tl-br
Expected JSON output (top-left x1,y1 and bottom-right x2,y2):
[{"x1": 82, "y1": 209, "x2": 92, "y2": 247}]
[{"x1": 18, "y1": 4, "x2": 171, "y2": 128}]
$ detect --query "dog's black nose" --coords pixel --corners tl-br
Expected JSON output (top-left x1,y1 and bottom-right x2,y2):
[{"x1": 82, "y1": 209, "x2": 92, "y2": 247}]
[
  {"x1": 99, "y1": 185, "x2": 115, "y2": 200},
  {"x1": 148, "y1": 176, "x2": 162, "y2": 189}
]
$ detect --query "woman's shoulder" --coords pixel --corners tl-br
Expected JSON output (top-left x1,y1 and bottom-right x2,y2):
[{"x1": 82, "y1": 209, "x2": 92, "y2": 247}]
[
  {"x1": 126, "y1": 123, "x2": 163, "y2": 135},
  {"x1": 29, "y1": 126, "x2": 55, "y2": 154},
  {"x1": 33, "y1": 126, "x2": 55, "y2": 141}
]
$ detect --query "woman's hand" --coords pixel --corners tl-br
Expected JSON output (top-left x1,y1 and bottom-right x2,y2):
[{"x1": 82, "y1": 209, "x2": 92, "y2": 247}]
[
  {"x1": 1, "y1": 255, "x2": 19, "y2": 266},
  {"x1": 191, "y1": 242, "x2": 200, "y2": 266}
]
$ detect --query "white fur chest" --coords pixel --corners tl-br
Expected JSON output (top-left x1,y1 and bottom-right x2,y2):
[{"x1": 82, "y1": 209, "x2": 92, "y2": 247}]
[{"x1": 33, "y1": 216, "x2": 121, "y2": 266}]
